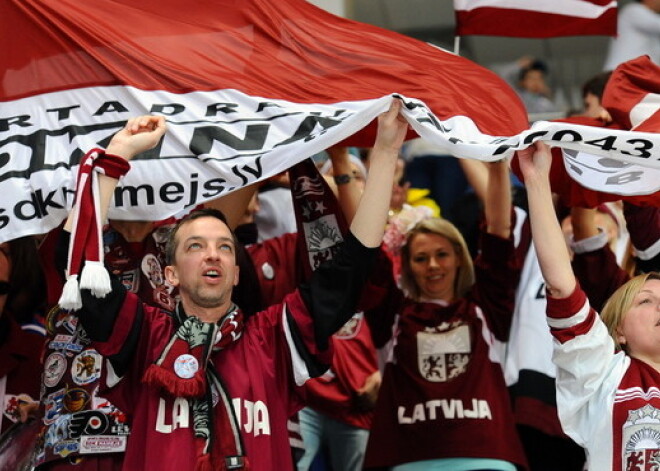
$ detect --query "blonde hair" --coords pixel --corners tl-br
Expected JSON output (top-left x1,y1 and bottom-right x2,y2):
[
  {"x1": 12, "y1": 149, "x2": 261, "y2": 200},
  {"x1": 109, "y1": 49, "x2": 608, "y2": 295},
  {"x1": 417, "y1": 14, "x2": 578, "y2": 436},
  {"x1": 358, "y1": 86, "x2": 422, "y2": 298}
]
[
  {"x1": 601, "y1": 272, "x2": 660, "y2": 352},
  {"x1": 400, "y1": 218, "x2": 475, "y2": 301}
]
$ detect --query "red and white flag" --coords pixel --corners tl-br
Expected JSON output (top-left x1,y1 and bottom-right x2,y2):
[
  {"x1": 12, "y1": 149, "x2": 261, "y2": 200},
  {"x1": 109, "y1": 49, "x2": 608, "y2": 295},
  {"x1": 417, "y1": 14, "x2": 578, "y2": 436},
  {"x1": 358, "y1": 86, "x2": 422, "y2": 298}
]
[
  {"x1": 603, "y1": 56, "x2": 660, "y2": 133},
  {"x1": 454, "y1": 0, "x2": 617, "y2": 38}
]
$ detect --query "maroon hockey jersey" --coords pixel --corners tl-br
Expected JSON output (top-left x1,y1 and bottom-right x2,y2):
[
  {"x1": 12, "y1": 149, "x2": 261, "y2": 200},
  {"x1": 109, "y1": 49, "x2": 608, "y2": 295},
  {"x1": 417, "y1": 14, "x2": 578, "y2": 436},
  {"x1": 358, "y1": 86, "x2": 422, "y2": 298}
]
[
  {"x1": 92, "y1": 290, "x2": 323, "y2": 471},
  {"x1": 77, "y1": 232, "x2": 375, "y2": 471},
  {"x1": 364, "y1": 233, "x2": 527, "y2": 469},
  {"x1": 248, "y1": 233, "x2": 380, "y2": 429},
  {"x1": 302, "y1": 312, "x2": 379, "y2": 429}
]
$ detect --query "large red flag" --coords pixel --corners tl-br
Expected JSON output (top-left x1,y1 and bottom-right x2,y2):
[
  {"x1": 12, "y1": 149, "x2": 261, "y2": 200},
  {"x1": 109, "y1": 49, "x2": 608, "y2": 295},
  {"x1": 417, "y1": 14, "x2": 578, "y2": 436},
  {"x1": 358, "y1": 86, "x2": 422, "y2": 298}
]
[
  {"x1": 0, "y1": 0, "x2": 532, "y2": 242},
  {"x1": 454, "y1": 0, "x2": 617, "y2": 38},
  {"x1": 2, "y1": 0, "x2": 658, "y2": 244},
  {"x1": 1, "y1": 0, "x2": 527, "y2": 140}
]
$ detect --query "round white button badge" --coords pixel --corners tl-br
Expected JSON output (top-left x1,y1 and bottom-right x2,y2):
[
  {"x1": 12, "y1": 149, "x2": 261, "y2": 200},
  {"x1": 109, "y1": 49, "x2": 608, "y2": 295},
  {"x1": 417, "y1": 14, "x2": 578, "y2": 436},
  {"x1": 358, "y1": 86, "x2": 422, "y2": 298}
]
[
  {"x1": 261, "y1": 262, "x2": 275, "y2": 280},
  {"x1": 174, "y1": 354, "x2": 199, "y2": 379}
]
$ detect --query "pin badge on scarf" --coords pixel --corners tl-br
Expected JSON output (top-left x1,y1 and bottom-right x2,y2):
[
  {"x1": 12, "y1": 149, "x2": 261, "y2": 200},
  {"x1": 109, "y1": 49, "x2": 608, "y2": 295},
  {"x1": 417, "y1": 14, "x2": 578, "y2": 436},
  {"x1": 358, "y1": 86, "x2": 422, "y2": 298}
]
[{"x1": 174, "y1": 354, "x2": 199, "y2": 379}]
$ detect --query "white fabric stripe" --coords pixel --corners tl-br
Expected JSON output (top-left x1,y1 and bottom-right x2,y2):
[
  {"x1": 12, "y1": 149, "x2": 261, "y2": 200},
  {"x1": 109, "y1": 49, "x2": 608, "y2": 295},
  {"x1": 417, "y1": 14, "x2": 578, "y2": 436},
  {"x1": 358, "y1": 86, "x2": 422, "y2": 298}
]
[
  {"x1": 615, "y1": 386, "x2": 660, "y2": 403},
  {"x1": 105, "y1": 359, "x2": 123, "y2": 388},
  {"x1": 512, "y1": 206, "x2": 526, "y2": 249},
  {"x1": 635, "y1": 235, "x2": 660, "y2": 261},
  {"x1": 0, "y1": 375, "x2": 6, "y2": 435},
  {"x1": 547, "y1": 298, "x2": 591, "y2": 330},
  {"x1": 216, "y1": 376, "x2": 244, "y2": 456},
  {"x1": 454, "y1": 0, "x2": 616, "y2": 18},
  {"x1": 66, "y1": 169, "x2": 89, "y2": 275},
  {"x1": 630, "y1": 93, "x2": 660, "y2": 129},
  {"x1": 474, "y1": 306, "x2": 506, "y2": 365},
  {"x1": 570, "y1": 230, "x2": 608, "y2": 254},
  {"x1": 91, "y1": 170, "x2": 104, "y2": 265},
  {"x1": 21, "y1": 323, "x2": 47, "y2": 336},
  {"x1": 281, "y1": 304, "x2": 312, "y2": 387}
]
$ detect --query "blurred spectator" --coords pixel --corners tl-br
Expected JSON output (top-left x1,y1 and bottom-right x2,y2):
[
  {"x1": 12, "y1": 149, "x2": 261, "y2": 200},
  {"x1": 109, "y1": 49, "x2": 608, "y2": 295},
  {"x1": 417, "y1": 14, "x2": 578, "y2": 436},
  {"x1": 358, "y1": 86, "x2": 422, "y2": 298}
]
[
  {"x1": 580, "y1": 71, "x2": 613, "y2": 120},
  {"x1": 516, "y1": 59, "x2": 564, "y2": 115},
  {"x1": 493, "y1": 56, "x2": 566, "y2": 118},
  {"x1": 0, "y1": 237, "x2": 47, "y2": 469},
  {"x1": 402, "y1": 139, "x2": 467, "y2": 220},
  {"x1": 0, "y1": 237, "x2": 46, "y2": 433},
  {"x1": 604, "y1": 0, "x2": 660, "y2": 70}
]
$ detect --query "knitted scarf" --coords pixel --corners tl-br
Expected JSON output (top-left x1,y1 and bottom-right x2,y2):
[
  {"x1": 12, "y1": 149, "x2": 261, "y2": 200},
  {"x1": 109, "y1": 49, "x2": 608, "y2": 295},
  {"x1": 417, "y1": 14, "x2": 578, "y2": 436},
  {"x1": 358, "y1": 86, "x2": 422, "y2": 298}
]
[
  {"x1": 58, "y1": 148, "x2": 131, "y2": 311},
  {"x1": 143, "y1": 304, "x2": 249, "y2": 471}
]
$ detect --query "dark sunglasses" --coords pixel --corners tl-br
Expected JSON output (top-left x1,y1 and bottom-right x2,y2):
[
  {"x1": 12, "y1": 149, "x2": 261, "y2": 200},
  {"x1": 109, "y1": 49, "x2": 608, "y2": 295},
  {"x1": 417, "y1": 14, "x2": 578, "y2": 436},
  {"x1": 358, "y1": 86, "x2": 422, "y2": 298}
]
[{"x1": 0, "y1": 281, "x2": 10, "y2": 295}]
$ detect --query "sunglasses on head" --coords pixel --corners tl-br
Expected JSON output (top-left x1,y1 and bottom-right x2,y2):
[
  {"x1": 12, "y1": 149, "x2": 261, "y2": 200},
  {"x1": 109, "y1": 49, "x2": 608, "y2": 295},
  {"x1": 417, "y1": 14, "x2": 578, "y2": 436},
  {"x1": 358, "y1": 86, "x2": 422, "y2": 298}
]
[{"x1": 0, "y1": 281, "x2": 10, "y2": 295}]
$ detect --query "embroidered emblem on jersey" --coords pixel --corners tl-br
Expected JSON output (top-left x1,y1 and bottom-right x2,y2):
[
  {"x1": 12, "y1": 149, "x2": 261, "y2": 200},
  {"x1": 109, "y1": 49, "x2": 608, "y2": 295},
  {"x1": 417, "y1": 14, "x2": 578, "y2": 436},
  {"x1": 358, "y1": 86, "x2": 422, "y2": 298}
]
[
  {"x1": 153, "y1": 285, "x2": 176, "y2": 311},
  {"x1": 69, "y1": 410, "x2": 111, "y2": 437},
  {"x1": 152, "y1": 225, "x2": 172, "y2": 245},
  {"x1": 63, "y1": 387, "x2": 90, "y2": 413},
  {"x1": 2, "y1": 393, "x2": 35, "y2": 424},
  {"x1": 302, "y1": 215, "x2": 342, "y2": 270},
  {"x1": 118, "y1": 269, "x2": 140, "y2": 293},
  {"x1": 54, "y1": 440, "x2": 80, "y2": 458},
  {"x1": 141, "y1": 253, "x2": 176, "y2": 310},
  {"x1": 49, "y1": 334, "x2": 84, "y2": 353},
  {"x1": 44, "y1": 389, "x2": 66, "y2": 425},
  {"x1": 45, "y1": 414, "x2": 72, "y2": 448},
  {"x1": 417, "y1": 323, "x2": 471, "y2": 382},
  {"x1": 44, "y1": 352, "x2": 67, "y2": 387},
  {"x1": 93, "y1": 395, "x2": 130, "y2": 435},
  {"x1": 46, "y1": 307, "x2": 78, "y2": 336},
  {"x1": 40, "y1": 388, "x2": 130, "y2": 464},
  {"x1": 335, "y1": 313, "x2": 363, "y2": 339},
  {"x1": 623, "y1": 404, "x2": 660, "y2": 470},
  {"x1": 142, "y1": 253, "x2": 165, "y2": 288},
  {"x1": 71, "y1": 350, "x2": 102, "y2": 385}
]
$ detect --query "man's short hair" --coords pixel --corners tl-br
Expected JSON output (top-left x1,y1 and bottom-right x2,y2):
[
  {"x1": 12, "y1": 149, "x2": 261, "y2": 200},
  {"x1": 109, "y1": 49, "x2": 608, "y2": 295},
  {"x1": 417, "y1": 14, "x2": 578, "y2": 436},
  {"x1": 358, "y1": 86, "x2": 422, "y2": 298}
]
[{"x1": 165, "y1": 208, "x2": 237, "y2": 265}]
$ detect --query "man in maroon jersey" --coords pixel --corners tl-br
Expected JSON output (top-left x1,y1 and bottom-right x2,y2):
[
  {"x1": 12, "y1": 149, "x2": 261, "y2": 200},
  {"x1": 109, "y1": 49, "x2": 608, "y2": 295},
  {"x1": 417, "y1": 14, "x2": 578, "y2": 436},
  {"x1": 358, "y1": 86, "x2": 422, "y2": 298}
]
[{"x1": 58, "y1": 100, "x2": 407, "y2": 471}]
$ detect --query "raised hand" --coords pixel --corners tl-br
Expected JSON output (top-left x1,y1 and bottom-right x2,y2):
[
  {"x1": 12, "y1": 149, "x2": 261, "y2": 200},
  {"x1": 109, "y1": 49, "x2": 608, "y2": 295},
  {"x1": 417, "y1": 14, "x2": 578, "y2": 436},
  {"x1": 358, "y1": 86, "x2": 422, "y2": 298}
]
[
  {"x1": 520, "y1": 141, "x2": 577, "y2": 298},
  {"x1": 373, "y1": 98, "x2": 408, "y2": 155},
  {"x1": 106, "y1": 115, "x2": 167, "y2": 160},
  {"x1": 516, "y1": 141, "x2": 553, "y2": 183}
]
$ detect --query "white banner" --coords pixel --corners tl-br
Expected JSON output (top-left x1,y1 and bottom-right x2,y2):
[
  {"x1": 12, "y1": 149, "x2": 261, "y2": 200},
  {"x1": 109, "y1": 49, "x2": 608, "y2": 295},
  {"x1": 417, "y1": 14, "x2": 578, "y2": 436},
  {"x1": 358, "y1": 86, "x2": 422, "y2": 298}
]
[{"x1": 0, "y1": 86, "x2": 658, "y2": 243}]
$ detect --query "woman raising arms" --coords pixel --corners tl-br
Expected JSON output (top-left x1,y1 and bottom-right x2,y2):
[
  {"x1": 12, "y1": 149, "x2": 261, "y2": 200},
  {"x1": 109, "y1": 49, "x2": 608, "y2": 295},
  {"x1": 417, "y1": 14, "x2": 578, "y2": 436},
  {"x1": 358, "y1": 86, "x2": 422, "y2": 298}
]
[
  {"x1": 518, "y1": 141, "x2": 660, "y2": 471},
  {"x1": 363, "y1": 158, "x2": 527, "y2": 471}
]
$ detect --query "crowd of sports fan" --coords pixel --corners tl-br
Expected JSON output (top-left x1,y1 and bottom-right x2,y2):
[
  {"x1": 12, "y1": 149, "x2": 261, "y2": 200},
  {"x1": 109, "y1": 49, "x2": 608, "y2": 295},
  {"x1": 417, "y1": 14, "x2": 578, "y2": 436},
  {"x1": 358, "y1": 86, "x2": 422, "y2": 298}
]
[{"x1": 0, "y1": 69, "x2": 659, "y2": 471}]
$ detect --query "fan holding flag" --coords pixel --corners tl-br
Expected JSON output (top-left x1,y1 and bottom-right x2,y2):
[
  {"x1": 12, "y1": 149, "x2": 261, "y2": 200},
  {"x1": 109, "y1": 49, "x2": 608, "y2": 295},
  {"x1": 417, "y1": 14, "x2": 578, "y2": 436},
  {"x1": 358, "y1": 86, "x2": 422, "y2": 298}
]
[
  {"x1": 519, "y1": 139, "x2": 660, "y2": 471},
  {"x1": 52, "y1": 100, "x2": 409, "y2": 471}
]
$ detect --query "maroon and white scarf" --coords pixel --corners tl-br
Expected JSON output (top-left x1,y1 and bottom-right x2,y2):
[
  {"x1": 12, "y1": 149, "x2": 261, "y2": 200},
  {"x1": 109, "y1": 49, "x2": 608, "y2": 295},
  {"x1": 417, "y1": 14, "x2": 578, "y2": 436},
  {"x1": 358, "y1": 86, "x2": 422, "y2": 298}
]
[
  {"x1": 58, "y1": 148, "x2": 130, "y2": 311},
  {"x1": 144, "y1": 304, "x2": 249, "y2": 471}
]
